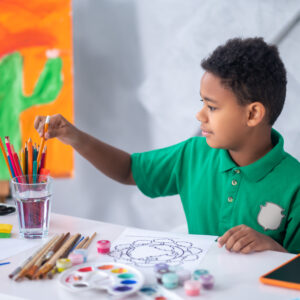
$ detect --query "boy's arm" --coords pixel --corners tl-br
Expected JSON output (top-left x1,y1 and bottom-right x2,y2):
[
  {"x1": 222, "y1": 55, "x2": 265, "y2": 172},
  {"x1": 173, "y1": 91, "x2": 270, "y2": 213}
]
[
  {"x1": 34, "y1": 114, "x2": 135, "y2": 185},
  {"x1": 217, "y1": 224, "x2": 287, "y2": 254}
]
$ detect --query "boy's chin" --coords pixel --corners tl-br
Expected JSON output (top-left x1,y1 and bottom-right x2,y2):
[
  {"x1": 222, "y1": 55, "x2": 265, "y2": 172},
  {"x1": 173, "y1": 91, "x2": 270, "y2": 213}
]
[{"x1": 205, "y1": 138, "x2": 225, "y2": 149}]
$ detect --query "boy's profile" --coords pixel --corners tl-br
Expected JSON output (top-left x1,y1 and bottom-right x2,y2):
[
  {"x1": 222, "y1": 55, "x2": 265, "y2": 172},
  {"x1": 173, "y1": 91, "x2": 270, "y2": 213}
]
[{"x1": 35, "y1": 37, "x2": 300, "y2": 254}]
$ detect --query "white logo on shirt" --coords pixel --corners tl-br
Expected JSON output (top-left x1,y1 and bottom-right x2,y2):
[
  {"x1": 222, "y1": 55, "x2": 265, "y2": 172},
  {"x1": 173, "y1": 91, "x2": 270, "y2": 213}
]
[{"x1": 257, "y1": 202, "x2": 285, "y2": 231}]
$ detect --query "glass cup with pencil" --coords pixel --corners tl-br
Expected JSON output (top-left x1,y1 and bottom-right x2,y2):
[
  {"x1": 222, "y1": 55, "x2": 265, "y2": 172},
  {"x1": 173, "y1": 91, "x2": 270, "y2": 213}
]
[{"x1": 0, "y1": 116, "x2": 52, "y2": 239}]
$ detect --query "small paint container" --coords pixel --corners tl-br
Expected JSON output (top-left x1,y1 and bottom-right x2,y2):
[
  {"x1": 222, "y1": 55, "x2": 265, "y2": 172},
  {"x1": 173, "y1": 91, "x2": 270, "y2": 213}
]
[
  {"x1": 155, "y1": 268, "x2": 170, "y2": 284},
  {"x1": 176, "y1": 268, "x2": 191, "y2": 285},
  {"x1": 154, "y1": 263, "x2": 169, "y2": 272},
  {"x1": 56, "y1": 258, "x2": 72, "y2": 273},
  {"x1": 73, "y1": 248, "x2": 88, "y2": 262},
  {"x1": 193, "y1": 269, "x2": 209, "y2": 280},
  {"x1": 199, "y1": 274, "x2": 214, "y2": 289},
  {"x1": 162, "y1": 272, "x2": 179, "y2": 289},
  {"x1": 97, "y1": 240, "x2": 111, "y2": 254},
  {"x1": 68, "y1": 252, "x2": 84, "y2": 265},
  {"x1": 184, "y1": 280, "x2": 201, "y2": 296}
]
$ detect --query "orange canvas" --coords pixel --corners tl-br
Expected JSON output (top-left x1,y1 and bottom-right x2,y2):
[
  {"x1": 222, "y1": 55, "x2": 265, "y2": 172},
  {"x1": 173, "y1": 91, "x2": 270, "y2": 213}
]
[{"x1": 0, "y1": 0, "x2": 74, "y2": 179}]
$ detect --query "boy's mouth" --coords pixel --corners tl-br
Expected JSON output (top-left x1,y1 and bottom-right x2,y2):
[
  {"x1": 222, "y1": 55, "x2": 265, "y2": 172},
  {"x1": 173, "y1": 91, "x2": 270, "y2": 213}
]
[{"x1": 201, "y1": 127, "x2": 213, "y2": 137}]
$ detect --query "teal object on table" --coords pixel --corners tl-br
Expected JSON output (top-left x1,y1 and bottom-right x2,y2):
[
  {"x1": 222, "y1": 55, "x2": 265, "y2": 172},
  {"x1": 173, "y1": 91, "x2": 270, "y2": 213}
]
[{"x1": 162, "y1": 272, "x2": 179, "y2": 289}]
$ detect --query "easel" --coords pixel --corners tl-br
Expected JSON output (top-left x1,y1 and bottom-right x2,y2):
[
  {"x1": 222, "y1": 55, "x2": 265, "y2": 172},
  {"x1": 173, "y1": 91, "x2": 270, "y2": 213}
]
[{"x1": 0, "y1": 181, "x2": 10, "y2": 203}]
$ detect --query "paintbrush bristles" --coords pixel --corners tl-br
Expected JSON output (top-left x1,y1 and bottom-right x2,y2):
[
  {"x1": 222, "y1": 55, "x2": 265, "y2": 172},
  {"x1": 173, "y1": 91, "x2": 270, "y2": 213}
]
[{"x1": 14, "y1": 235, "x2": 58, "y2": 281}]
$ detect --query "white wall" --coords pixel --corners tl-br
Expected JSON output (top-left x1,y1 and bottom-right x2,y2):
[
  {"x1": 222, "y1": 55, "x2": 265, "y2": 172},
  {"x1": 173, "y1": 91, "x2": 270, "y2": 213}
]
[{"x1": 52, "y1": 0, "x2": 300, "y2": 231}]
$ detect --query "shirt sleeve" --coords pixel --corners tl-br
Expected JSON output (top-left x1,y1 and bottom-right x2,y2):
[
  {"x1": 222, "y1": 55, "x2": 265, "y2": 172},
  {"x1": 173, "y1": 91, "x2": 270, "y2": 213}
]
[
  {"x1": 131, "y1": 139, "x2": 191, "y2": 198},
  {"x1": 283, "y1": 189, "x2": 300, "y2": 254}
]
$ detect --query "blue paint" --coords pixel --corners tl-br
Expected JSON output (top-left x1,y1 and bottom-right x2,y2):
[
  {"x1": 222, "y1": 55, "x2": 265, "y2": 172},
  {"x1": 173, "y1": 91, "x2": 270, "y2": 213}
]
[
  {"x1": 0, "y1": 262, "x2": 10, "y2": 266},
  {"x1": 120, "y1": 279, "x2": 137, "y2": 285}
]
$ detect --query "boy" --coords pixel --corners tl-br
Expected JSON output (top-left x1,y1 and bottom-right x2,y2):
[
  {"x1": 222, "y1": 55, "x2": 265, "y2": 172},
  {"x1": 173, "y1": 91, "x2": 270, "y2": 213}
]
[{"x1": 35, "y1": 37, "x2": 300, "y2": 254}]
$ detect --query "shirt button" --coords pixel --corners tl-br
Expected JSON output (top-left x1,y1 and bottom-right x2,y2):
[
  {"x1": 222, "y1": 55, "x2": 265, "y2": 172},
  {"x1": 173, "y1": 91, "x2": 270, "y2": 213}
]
[
  {"x1": 228, "y1": 197, "x2": 234, "y2": 202},
  {"x1": 232, "y1": 180, "x2": 238, "y2": 186},
  {"x1": 235, "y1": 169, "x2": 241, "y2": 174}
]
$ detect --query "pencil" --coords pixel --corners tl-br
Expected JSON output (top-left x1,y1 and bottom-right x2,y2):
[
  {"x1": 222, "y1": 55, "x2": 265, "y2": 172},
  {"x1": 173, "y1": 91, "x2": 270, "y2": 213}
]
[
  {"x1": 37, "y1": 116, "x2": 50, "y2": 169},
  {"x1": 0, "y1": 137, "x2": 13, "y2": 178},
  {"x1": 7, "y1": 154, "x2": 15, "y2": 178},
  {"x1": 5, "y1": 137, "x2": 18, "y2": 180},
  {"x1": 28, "y1": 138, "x2": 33, "y2": 183},
  {"x1": 13, "y1": 152, "x2": 23, "y2": 177},
  {"x1": 33, "y1": 160, "x2": 37, "y2": 183},
  {"x1": 21, "y1": 149, "x2": 25, "y2": 174},
  {"x1": 14, "y1": 235, "x2": 58, "y2": 281},
  {"x1": 82, "y1": 232, "x2": 97, "y2": 249},
  {"x1": 39, "y1": 148, "x2": 46, "y2": 173},
  {"x1": 25, "y1": 142, "x2": 28, "y2": 175}
]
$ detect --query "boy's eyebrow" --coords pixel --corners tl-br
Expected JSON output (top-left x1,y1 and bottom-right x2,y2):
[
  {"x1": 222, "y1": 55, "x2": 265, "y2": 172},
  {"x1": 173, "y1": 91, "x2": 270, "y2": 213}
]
[{"x1": 200, "y1": 93, "x2": 219, "y2": 104}]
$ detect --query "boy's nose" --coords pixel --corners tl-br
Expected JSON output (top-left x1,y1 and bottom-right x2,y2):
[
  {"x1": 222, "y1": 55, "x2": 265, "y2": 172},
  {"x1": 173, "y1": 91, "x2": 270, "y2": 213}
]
[{"x1": 196, "y1": 108, "x2": 206, "y2": 123}]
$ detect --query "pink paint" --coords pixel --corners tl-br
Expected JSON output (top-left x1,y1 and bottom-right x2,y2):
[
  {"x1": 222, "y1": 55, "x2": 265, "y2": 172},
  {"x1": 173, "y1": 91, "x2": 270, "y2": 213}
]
[
  {"x1": 97, "y1": 240, "x2": 111, "y2": 254},
  {"x1": 184, "y1": 280, "x2": 201, "y2": 296},
  {"x1": 68, "y1": 252, "x2": 84, "y2": 265}
]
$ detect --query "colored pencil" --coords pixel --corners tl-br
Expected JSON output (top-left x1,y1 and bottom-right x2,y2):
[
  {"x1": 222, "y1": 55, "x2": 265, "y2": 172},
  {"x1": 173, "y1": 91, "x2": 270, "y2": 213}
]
[
  {"x1": 25, "y1": 142, "x2": 28, "y2": 175},
  {"x1": 14, "y1": 152, "x2": 23, "y2": 177},
  {"x1": 37, "y1": 116, "x2": 50, "y2": 169},
  {"x1": 21, "y1": 149, "x2": 25, "y2": 174},
  {"x1": 11, "y1": 145, "x2": 22, "y2": 178},
  {"x1": 5, "y1": 137, "x2": 18, "y2": 180},
  {"x1": 7, "y1": 154, "x2": 15, "y2": 178},
  {"x1": 39, "y1": 148, "x2": 46, "y2": 173},
  {"x1": 0, "y1": 137, "x2": 13, "y2": 178},
  {"x1": 28, "y1": 138, "x2": 33, "y2": 183},
  {"x1": 33, "y1": 160, "x2": 37, "y2": 183}
]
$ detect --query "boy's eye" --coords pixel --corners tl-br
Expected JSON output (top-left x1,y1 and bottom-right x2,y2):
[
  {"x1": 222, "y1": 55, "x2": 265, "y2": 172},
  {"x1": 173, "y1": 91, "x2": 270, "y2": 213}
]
[{"x1": 200, "y1": 99, "x2": 217, "y2": 111}]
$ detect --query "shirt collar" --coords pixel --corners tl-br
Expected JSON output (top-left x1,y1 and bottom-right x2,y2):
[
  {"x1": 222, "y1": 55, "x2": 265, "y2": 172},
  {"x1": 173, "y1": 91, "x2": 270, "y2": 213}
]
[{"x1": 219, "y1": 129, "x2": 287, "y2": 182}]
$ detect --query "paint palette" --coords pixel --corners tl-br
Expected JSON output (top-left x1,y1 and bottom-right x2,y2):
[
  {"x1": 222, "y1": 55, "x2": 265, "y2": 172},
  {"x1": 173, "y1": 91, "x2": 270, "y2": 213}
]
[{"x1": 59, "y1": 262, "x2": 144, "y2": 297}]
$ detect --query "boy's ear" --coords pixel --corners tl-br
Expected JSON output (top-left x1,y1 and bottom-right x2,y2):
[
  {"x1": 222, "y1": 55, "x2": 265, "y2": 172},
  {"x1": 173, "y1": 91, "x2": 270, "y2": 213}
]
[{"x1": 246, "y1": 102, "x2": 266, "y2": 127}]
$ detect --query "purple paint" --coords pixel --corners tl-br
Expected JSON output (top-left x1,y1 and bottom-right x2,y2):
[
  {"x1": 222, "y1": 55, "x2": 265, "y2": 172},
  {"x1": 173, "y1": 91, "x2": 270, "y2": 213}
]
[{"x1": 114, "y1": 286, "x2": 132, "y2": 292}]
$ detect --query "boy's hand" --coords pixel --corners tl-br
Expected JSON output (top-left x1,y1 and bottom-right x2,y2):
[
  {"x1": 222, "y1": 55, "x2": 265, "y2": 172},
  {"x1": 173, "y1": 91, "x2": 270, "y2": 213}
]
[
  {"x1": 34, "y1": 114, "x2": 77, "y2": 146},
  {"x1": 217, "y1": 224, "x2": 287, "y2": 254}
]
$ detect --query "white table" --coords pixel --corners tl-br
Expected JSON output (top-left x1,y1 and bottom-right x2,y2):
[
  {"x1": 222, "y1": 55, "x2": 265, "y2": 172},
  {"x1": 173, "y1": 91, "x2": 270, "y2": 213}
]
[{"x1": 0, "y1": 212, "x2": 299, "y2": 300}]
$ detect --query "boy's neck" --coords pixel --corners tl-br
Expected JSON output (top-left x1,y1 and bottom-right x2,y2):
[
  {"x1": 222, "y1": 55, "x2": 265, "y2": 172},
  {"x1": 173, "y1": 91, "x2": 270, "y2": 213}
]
[{"x1": 228, "y1": 127, "x2": 273, "y2": 167}]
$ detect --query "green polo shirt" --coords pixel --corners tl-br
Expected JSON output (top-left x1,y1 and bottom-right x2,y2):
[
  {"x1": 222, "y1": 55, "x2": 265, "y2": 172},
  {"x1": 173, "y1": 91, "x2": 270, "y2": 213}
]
[{"x1": 131, "y1": 129, "x2": 300, "y2": 254}]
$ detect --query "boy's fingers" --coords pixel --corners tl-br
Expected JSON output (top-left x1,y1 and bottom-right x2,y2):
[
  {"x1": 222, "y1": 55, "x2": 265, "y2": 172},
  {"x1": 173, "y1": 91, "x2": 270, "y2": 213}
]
[
  {"x1": 224, "y1": 230, "x2": 249, "y2": 251},
  {"x1": 231, "y1": 235, "x2": 253, "y2": 252},
  {"x1": 46, "y1": 128, "x2": 60, "y2": 139},
  {"x1": 34, "y1": 115, "x2": 45, "y2": 130},
  {"x1": 240, "y1": 241, "x2": 256, "y2": 254},
  {"x1": 218, "y1": 225, "x2": 243, "y2": 246}
]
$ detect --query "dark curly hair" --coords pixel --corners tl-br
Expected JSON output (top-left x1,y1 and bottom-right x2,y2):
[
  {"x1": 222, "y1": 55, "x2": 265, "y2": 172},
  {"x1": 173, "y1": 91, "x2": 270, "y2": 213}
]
[{"x1": 201, "y1": 37, "x2": 287, "y2": 125}]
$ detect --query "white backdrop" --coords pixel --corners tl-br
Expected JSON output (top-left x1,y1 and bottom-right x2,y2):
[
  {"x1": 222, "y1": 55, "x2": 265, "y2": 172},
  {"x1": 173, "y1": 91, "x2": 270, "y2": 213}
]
[{"x1": 52, "y1": 0, "x2": 300, "y2": 231}]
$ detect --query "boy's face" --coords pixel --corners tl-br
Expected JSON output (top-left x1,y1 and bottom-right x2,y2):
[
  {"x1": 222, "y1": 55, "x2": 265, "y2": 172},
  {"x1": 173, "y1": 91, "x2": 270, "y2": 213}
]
[{"x1": 197, "y1": 72, "x2": 250, "y2": 150}]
